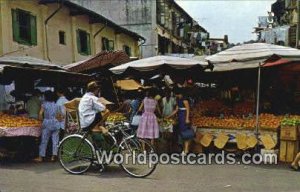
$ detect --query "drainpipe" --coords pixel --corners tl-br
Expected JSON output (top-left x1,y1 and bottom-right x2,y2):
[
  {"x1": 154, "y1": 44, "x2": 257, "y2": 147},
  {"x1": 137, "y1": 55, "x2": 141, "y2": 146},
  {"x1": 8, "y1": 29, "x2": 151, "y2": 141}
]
[
  {"x1": 138, "y1": 38, "x2": 146, "y2": 58},
  {"x1": 94, "y1": 20, "x2": 107, "y2": 38},
  {"x1": 93, "y1": 20, "x2": 107, "y2": 53},
  {"x1": 297, "y1": 0, "x2": 300, "y2": 48},
  {"x1": 44, "y1": 0, "x2": 64, "y2": 61}
]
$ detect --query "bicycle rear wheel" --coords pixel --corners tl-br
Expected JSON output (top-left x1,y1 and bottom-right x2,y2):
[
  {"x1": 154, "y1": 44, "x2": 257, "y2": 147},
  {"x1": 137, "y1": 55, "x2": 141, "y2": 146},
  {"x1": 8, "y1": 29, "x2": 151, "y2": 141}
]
[
  {"x1": 119, "y1": 138, "x2": 157, "y2": 178},
  {"x1": 58, "y1": 135, "x2": 94, "y2": 174}
]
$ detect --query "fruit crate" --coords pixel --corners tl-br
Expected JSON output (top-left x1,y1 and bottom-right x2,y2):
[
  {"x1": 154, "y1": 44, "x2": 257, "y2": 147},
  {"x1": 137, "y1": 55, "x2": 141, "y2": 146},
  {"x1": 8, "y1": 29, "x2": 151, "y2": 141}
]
[
  {"x1": 279, "y1": 140, "x2": 299, "y2": 162},
  {"x1": 280, "y1": 125, "x2": 299, "y2": 141}
]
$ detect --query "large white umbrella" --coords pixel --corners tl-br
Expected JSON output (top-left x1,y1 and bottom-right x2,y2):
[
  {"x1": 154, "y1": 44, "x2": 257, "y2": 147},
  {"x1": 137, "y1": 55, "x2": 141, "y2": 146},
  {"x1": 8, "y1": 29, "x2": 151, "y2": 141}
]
[
  {"x1": 206, "y1": 43, "x2": 300, "y2": 139},
  {"x1": 109, "y1": 55, "x2": 208, "y2": 74},
  {"x1": 206, "y1": 43, "x2": 300, "y2": 71}
]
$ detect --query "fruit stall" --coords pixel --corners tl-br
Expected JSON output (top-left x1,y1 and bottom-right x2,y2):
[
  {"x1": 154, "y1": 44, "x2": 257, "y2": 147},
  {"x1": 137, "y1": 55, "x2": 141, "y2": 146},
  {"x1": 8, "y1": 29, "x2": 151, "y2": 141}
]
[
  {"x1": 0, "y1": 56, "x2": 91, "y2": 161},
  {"x1": 189, "y1": 97, "x2": 280, "y2": 149},
  {"x1": 0, "y1": 113, "x2": 41, "y2": 137}
]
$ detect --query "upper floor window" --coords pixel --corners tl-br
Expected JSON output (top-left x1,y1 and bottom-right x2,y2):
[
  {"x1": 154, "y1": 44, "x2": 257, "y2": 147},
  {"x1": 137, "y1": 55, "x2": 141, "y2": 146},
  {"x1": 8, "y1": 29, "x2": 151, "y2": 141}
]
[
  {"x1": 123, "y1": 45, "x2": 131, "y2": 57},
  {"x1": 59, "y1": 31, "x2": 66, "y2": 45},
  {"x1": 12, "y1": 9, "x2": 37, "y2": 46},
  {"x1": 157, "y1": 0, "x2": 165, "y2": 26},
  {"x1": 76, "y1": 29, "x2": 91, "y2": 55},
  {"x1": 102, "y1": 37, "x2": 114, "y2": 51}
]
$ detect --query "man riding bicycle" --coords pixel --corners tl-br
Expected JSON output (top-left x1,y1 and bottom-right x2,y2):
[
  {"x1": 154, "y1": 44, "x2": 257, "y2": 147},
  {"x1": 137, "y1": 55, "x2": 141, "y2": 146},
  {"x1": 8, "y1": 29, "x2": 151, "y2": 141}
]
[
  {"x1": 78, "y1": 81, "x2": 108, "y2": 134},
  {"x1": 59, "y1": 81, "x2": 157, "y2": 177}
]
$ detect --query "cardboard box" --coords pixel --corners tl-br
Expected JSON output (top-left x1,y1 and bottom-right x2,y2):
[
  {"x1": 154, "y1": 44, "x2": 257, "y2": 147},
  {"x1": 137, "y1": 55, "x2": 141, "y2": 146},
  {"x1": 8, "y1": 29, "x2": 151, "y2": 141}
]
[
  {"x1": 279, "y1": 140, "x2": 299, "y2": 162},
  {"x1": 280, "y1": 126, "x2": 298, "y2": 141}
]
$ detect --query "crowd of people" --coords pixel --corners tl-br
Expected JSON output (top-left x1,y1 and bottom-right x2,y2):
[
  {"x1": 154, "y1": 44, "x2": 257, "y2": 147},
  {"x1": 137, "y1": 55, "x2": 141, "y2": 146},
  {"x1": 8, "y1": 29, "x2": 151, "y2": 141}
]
[
  {"x1": 24, "y1": 80, "x2": 300, "y2": 169},
  {"x1": 113, "y1": 86, "x2": 194, "y2": 155},
  {"x1": 30, "y1": 88, "x2": 69, "y2": 162}
]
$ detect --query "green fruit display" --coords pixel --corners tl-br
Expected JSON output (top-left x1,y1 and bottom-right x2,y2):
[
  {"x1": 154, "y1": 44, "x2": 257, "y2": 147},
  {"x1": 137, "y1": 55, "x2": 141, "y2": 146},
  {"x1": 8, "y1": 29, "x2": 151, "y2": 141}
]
[
  {"x1": 281, "y1": 117, "x2": 300, "y2": 126},
  {"x1": 106, "y1": 113, "x2": 127, "y2": 123}
]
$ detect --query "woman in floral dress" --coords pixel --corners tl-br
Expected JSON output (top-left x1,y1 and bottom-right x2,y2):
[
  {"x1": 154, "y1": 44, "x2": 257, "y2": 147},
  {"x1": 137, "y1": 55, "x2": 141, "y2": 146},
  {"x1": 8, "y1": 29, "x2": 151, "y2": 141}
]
[{"x1": 137, "y1": 89, "x2": 161, "y2": 146}]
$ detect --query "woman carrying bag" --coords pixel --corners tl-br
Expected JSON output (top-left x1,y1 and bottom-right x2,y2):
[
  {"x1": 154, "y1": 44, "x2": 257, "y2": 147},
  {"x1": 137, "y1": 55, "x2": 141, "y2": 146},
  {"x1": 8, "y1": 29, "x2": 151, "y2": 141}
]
[{"x1": 167, "y1": 87, "x2": 194, "y2": 155}]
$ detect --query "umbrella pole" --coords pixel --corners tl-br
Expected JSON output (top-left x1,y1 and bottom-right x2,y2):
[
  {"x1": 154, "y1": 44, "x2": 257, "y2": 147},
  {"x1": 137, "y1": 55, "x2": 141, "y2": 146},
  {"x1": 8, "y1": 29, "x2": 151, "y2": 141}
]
[
  {"x1": 255, "y1": 63, "x2": 261, "y2": 150},
  {"x1": 110, "y1": 76, "x2": 120, "y2": 106}
]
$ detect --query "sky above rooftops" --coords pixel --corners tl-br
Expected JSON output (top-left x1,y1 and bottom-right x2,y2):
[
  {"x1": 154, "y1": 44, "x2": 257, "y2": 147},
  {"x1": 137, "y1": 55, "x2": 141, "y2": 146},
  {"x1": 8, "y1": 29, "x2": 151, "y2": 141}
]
[{"x1": 176, "y1": 0, "x2": 276, "y2": 44}]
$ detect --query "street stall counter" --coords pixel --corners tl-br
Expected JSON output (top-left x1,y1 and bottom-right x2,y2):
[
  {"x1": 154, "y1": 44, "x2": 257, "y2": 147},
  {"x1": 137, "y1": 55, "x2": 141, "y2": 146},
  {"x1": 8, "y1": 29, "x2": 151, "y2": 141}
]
[{"x1": 0, "y1": 113, "x2": 41, "y2": 137}]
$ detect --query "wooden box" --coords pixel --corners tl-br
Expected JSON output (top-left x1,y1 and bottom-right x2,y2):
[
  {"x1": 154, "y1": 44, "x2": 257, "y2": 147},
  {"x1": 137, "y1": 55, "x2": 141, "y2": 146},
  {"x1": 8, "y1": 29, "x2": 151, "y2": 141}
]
[
  {"x1": 279, "y1": 140, "x2": 299, "y2": 162},
  {"x1": 280, "y1": 126, "x2": 298, "y2": 141}
]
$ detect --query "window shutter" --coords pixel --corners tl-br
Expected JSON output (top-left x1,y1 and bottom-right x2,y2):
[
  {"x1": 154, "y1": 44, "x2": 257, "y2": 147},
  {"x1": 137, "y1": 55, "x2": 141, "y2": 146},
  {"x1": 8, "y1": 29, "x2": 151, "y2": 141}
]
[
  {"x1": 109, "y1": 40, "x2": 114, "y2": 51},
  {"x1": 30, "y1": 15, "x2": 37, "y2": 45},
  {"x1": 76, "y1": 30, "x2": 81, "y2": 53},
  {"x1": 102, "y1": 38, "x2": 106, "y2": 51},
  {"x1": 87, "y1": 32, "x2": 91, "y2": 55},
  {"x1": 11, "y1": 9, "x2": 20, "y2": 42}
]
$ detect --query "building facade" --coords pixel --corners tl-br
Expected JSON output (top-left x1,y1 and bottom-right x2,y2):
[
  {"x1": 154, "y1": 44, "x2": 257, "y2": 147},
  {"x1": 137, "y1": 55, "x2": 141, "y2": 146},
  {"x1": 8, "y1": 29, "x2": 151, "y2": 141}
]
[
  {"x1": 255, "y1": 0, "x2": 299, "y2": 47},
  {"x1": 0, "y1": 0, "x2": 143, "y2": 65},
  {"x1": 70, "y1": 0, "x2": 209, "y2": 58},
  {"x1": 207, "y1": 35, "x2": 229, "y2": 55}
]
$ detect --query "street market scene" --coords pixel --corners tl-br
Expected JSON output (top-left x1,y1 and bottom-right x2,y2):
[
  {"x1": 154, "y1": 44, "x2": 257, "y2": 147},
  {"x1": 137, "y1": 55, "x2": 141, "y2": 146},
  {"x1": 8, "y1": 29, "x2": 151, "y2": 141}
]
[{"x1": 0, "y1": 0, "x2": 300, "y2": 192}]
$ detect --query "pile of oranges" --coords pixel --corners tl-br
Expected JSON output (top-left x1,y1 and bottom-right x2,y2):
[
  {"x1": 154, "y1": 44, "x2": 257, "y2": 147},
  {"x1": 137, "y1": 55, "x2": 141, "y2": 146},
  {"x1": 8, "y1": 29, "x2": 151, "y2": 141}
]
[{"x1": 0, "y1": 113, "x2": 41, "y2": 128}]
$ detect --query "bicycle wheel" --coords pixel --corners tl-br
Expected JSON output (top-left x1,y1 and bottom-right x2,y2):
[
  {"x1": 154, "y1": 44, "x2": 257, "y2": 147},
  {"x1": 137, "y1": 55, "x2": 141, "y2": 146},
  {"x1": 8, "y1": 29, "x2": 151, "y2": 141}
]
[
  {"x1": 118, "y1": 138, "x2": 157, "y2": 178},
  {"x1": 58, "y1": 135, "x2": 94, "y2": 175}
]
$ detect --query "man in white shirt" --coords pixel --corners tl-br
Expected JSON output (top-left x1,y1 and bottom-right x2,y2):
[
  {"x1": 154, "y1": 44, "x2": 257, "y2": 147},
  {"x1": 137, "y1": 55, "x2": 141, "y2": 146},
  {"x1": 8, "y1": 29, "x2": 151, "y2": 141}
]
[
  {"x1": 56, "y1": 88, "x2": 69, "y2": 140},
  {"x1": 79, "y1": 81, "x2": 106, "y2": 131}
]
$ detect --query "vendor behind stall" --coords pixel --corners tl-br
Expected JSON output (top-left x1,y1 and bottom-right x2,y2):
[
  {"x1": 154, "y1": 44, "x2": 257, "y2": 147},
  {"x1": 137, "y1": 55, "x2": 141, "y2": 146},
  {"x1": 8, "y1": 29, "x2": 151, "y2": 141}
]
[
  {"x1": 26, "y1": 89, "x2": 42, "y2": 119},
  {"x1": 161, "y1": 88, "x2": 176, "y2": 118}
]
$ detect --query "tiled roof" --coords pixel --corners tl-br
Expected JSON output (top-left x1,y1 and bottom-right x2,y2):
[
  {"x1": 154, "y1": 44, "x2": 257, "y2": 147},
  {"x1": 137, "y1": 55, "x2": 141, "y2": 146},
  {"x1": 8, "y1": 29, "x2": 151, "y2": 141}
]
[{"x1": 64, "y1": 50, "x2": 130, "y2": 73}]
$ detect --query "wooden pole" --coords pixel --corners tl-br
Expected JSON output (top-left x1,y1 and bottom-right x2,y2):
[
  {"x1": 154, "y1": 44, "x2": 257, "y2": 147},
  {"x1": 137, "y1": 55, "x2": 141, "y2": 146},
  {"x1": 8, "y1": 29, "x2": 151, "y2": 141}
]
[{"x1": 110, "y1": 76, "x2": 120, "y2": 106}]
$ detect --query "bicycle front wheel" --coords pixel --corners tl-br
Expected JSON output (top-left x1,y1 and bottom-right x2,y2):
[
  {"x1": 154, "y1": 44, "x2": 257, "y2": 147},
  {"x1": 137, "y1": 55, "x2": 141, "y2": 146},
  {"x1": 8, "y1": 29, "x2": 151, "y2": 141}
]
[
  {"x1": 58, "y1": 135, "x2": 94, "y2": 175},
  {"x1": 118, "y1": 138, "x2": 157, "y2": 178}
]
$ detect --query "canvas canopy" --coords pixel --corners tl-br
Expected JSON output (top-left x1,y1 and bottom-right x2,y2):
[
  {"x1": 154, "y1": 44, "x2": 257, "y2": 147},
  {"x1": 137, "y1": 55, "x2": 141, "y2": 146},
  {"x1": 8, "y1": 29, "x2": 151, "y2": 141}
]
[
  {"x1": 115, "y1": 79, "x2": 143, "y2": 91},
  {"x1": 206, "y1": 43, "x2": 300, "y2": 71},
  {"x1": 0, "y1": 56, "x2": 91, "y2": 86},
  {"x1": 109, "y1": 55, "x2": 207, "y2": 75}
]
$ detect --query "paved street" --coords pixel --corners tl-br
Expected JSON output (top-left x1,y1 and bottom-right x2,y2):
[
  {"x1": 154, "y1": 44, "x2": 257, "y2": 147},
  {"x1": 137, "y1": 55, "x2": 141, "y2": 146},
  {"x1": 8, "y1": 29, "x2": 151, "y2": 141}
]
[{"x1": 0, "y1": 161, "x2": 299, "y2": 192}]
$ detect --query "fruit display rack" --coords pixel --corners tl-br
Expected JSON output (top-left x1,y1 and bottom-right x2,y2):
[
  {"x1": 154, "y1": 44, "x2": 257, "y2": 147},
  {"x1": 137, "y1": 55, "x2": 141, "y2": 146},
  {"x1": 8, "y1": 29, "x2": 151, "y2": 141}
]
[
  {"x1": 196, "y1": 127, "x2": 278, "y2": 145},
  {"x1": 0, "y1": 113, "x2": 41, "y2": 137}
]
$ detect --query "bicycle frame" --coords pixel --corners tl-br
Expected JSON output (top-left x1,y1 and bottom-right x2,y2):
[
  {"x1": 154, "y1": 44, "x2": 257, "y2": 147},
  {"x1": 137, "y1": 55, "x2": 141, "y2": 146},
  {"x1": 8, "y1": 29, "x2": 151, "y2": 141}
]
[{"x1": 58, "y1": 122, "x2": 157, "y2": 177}]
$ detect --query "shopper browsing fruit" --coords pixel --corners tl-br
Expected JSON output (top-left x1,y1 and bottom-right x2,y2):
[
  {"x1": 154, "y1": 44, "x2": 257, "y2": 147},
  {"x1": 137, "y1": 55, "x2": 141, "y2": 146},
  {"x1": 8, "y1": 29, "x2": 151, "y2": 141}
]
[
  {"x1": 167, "y1": 87, "x2": 194, "y2": 155},
  {"x1": 55, "y1": 87, "x2": 69, "y2": 140},
  {"x1": 137, "y1": 88, "x2": 162, "y2": 148},
  {"x1": 33, "y1": 91, "x2": 60, "y2": 162}
]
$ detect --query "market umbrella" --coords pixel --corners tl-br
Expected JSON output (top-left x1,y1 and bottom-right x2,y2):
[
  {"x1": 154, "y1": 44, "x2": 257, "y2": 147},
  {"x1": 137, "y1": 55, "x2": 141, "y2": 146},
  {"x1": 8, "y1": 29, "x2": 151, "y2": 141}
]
[
  {"x1": 206, "y1": 43, "x2": 300, "y2": 138},
  {"x1": 206, "y1": 43, "x2": 300, "y2": 71},
  {"x1": 109, "y1": 55, "x2": 209, "y2": 75}
]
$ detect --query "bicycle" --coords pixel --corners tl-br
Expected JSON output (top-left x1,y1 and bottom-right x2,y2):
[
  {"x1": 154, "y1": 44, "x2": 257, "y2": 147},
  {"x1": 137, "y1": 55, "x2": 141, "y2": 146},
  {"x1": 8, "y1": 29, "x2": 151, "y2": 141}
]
[{"x1": 58, "y1": 121, "x2": 157, "y2": 178}]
